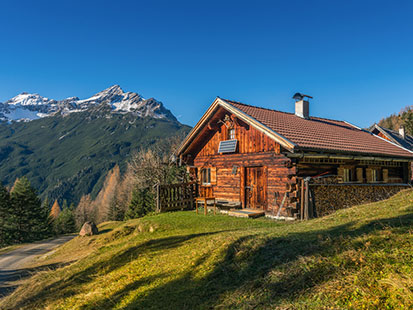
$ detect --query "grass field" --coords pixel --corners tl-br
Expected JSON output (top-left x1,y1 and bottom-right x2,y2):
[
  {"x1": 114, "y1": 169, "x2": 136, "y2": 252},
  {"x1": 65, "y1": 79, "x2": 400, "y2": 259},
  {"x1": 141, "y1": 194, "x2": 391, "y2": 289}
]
[{"x1": 1, "y1": 190, "x2": 412, "y2": 309}]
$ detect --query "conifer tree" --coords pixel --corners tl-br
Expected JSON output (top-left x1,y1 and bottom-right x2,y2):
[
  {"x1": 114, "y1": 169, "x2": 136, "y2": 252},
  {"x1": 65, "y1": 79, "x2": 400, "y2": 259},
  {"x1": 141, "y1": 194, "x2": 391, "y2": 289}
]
[
  {"x1": 124, "y1": 187, "x2": 154, "y2": 220},
  {"x1": 62, "y1": 199, "x2": 69, "y2": 210},
  {"x1": 0, "y1": 184, "x2": 11, "y2": 246},
  {"x1": 10, "y1": 177, "x2": 49, "y2": 243},
  {"x1": 54, "y1": 208, "x2": 76, "y2": 234}
]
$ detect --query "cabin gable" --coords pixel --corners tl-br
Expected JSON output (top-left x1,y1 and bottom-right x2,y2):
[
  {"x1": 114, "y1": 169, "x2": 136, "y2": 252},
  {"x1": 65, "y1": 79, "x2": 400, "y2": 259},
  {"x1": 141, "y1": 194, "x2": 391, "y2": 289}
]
[
  {"x1": 195, "y1": 111, "x2": 281, "y2": 159},
  {"x1": 182, "y1": 106, "x2": 283, "y2": 164}
]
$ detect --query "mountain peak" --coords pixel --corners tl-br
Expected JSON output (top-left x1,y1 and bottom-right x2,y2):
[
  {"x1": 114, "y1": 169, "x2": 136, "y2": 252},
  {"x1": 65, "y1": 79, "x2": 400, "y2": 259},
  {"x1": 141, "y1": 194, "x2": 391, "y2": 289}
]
[
  {"x1": 5, "y1": 92, "x2": 52, "y2": 106},
  {"x1": 0, "y1": 86, "x2": 177, "y2": 122},
  {"x1": 99, "y1": 84, "x2": 124, "y2": 95}
]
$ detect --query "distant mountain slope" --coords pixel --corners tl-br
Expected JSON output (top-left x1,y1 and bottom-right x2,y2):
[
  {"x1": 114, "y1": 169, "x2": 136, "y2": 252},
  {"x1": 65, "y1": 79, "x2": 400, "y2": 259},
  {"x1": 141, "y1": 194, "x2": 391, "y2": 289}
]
[{"x1": 0, "y1": 86, "x2": 190, "y2": 204}]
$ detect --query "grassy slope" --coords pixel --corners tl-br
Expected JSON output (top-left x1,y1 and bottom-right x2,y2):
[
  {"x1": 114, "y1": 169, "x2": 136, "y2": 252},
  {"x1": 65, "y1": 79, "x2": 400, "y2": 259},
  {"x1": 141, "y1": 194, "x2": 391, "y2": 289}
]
[
  {"x1": 1, "y1": 190, "x2": 412, "y2": 310},
  {"x1": 0, "y1": 107, "x2": 190, "y2": 203}
]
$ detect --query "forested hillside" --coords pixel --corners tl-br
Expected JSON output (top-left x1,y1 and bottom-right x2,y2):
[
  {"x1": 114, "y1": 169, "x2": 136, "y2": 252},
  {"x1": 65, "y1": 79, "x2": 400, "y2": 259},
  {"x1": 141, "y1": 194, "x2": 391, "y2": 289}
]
[
  {"x1": 0, "y1": 105, "x2": 190, "y2": 204},
  {"x1": 377, "y1": 105, "x2": 413, "y2": 134}
]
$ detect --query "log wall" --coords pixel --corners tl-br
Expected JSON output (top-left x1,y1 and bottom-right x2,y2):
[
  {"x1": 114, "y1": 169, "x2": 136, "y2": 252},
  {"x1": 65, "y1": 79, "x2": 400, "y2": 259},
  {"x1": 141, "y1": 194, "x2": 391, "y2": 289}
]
[{"x1": 194, "y1": 152, "x2": 299, "y2": 217}]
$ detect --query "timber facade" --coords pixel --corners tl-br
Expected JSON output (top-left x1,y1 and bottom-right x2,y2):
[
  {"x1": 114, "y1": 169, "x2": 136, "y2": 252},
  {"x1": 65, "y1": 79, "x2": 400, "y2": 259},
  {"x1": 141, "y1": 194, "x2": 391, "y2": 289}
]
[{"x1": 177, "y1": 97, "x2": 413, "y2": 218}]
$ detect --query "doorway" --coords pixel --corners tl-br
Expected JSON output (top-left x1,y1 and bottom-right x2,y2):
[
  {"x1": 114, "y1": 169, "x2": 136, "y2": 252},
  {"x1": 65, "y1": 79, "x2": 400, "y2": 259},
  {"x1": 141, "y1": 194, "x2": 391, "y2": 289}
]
[{"x1": 245, "y1": 166, "x2": 266, "y2": 209}]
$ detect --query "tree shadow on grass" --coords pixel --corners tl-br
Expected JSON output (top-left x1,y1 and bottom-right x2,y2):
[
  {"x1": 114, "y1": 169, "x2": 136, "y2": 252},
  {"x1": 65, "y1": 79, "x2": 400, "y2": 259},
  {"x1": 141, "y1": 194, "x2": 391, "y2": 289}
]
[
  {"x1": 120, "y1": 212, "x2": 413, "y2": 310},
  {"x1": 11, "y1": 230, "x2": 230, "y2": 309},
  {"x1": 0, "y1": 261, "x2": 75, "y2": 298}
]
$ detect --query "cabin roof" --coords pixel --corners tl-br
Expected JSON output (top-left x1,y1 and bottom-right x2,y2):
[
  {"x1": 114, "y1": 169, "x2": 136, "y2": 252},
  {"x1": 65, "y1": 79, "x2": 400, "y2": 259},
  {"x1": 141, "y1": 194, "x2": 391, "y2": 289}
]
[
  {"x1": 371, "y1": 124, "x2": 413, "y2": 151},
  {"x1": 224, "y1": 99, "x2": 413, "y2": 158},
  {"x1": 177, "y1": 97, "x2": 413, "y2": 159}
]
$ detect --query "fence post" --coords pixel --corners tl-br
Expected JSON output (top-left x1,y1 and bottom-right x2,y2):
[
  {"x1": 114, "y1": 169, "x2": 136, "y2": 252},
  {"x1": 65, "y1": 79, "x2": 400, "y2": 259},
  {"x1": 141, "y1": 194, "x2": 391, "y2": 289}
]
[
  {"x1": 156, "y1": 184, "x2": 160, "y2": 212},
  {"x1": 300, "y1": 178, "x2": 304, "y2": 220},
  {"x1": 304, "y1": 179, "x2": 309, "y2": 220},
  {"x1": 190, "y1": 183, "x2": 194, "y2": 209}
]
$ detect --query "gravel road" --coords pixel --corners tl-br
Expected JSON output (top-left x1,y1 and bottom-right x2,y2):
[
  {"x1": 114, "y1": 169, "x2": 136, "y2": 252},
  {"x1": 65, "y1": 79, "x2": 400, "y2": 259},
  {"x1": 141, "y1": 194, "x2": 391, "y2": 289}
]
[{"x1": 0, "y1": 235, "x2": 75, "y2": 297}]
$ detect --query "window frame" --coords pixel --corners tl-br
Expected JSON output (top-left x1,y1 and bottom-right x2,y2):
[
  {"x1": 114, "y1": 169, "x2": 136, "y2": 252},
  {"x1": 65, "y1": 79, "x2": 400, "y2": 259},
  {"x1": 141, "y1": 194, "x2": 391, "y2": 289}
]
[
  {"x1": 228, "y1": 127, "x2": 235, "y2": 140},
  {"x1": 201, "y1": 168, "x2": 211, "y2": 185}
]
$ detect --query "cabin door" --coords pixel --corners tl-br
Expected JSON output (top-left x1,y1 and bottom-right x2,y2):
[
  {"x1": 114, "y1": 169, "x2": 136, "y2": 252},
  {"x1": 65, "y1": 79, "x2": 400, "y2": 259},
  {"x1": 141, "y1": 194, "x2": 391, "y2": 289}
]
[{"x1": 245, "y1": 167, "x2": 266, "y2": 209}]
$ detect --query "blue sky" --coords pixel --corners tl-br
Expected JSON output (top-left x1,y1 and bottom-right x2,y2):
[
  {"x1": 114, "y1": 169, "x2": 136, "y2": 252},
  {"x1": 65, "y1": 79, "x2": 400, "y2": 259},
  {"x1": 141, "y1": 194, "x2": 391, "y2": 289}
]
[{"x1": 0, "y1": 0, "x2": 412, "y2": 127}]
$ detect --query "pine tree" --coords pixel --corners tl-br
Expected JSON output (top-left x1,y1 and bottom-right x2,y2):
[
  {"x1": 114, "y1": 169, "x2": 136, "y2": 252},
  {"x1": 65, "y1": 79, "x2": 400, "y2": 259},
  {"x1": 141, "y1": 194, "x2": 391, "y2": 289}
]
[
  {"x1": 124, "y1": 187, "x2": 155, "y2": 220},
  {"x1": 0, "y1": 184, "x2": 11, "y2": 246},
  {"x1": 41, "y1": 198, "x2": 53, "y2": 237},
  {"x1": 54, "y1": 208, "x2": 76, "y2": 234},
  {"x1": 10, "y1": 177, "x2": 49, "y2": 243},
  {"x1": 50, "y1": 200, "x2": 61, "y2": 220},
  {"x1": 68, "y1": 202, "x2": 76, "y2": 211},
  {"x1": 107, "y1": 198, "x2": 125, "y2": 221}
]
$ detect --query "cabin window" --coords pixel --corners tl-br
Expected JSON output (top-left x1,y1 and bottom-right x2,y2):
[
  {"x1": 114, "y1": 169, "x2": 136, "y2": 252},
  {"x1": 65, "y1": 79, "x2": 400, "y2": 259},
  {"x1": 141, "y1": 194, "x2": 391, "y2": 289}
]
[
  {"x1": 201, "y1": 168, "x2": 211, "y2": 185},
  {"x1": 228, "y1": 128, "x2": 235, "y2": 140}
]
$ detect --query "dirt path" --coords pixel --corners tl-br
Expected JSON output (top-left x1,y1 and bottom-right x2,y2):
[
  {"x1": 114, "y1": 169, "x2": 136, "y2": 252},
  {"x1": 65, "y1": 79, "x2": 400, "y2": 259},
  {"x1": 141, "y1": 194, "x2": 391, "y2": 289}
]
[{"x1": 0, "y1": 235, "x2": 75, "y2": 297}]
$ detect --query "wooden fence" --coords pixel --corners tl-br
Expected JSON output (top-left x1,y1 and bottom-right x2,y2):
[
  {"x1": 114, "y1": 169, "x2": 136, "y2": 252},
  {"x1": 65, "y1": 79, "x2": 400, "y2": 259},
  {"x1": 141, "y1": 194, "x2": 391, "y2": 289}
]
[{"x1": 156, "y1": 182, "x2": 198, "y2": 212}]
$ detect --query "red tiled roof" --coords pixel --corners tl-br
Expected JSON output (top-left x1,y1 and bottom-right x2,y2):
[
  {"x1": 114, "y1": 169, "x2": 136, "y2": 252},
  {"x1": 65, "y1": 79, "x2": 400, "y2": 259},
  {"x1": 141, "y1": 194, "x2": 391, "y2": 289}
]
[{"x1": 223, "y1": 99, "x2": 413, "y2": 158}]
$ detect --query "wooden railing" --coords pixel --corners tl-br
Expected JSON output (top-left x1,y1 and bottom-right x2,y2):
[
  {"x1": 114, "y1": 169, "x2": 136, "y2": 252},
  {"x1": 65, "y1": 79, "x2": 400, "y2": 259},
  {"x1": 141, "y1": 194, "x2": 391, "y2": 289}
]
[{"x1": 156, "y1": 182, "x2": 198, "y2": 212}]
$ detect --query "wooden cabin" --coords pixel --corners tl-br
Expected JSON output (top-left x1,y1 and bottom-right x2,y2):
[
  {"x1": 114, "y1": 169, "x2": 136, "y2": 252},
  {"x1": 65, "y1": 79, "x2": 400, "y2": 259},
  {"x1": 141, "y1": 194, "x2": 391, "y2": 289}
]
[{"x1": 176, "y1": 97, "x2": 413, "y2": 218}]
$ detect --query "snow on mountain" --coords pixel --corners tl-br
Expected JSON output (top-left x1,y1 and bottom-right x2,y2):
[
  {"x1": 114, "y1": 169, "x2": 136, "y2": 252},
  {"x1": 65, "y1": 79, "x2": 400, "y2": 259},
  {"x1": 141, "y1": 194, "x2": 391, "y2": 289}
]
[
  {"x1": 0, "y1": 85, "x2": 176, "y2": 122},
  {"x1": 5, "y1": 92, "x2": 55, "y2": 106}
]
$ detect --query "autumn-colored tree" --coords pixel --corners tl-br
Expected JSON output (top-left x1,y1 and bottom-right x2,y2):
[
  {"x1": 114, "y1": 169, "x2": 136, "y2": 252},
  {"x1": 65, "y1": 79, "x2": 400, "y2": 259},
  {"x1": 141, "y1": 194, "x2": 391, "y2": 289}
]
[
  {"x1": 74, "y1": 194, "x2": 95, "y2": 229},
  {"x1": 50, "y1": 200, "x2": 61, "y2": 220},
  {"x1": 94, "y1": 165, "x2": 120, "y2": 223},
  {"x1": 107, "y1": 166, "x2": 135, "y2": 221},
  {"x1": 377, "y1": 105, "x2": 413, "y2": 135}
]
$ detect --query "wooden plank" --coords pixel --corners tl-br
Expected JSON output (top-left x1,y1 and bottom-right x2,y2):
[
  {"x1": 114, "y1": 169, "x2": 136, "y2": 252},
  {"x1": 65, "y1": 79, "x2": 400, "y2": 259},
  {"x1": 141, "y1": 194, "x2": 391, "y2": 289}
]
[{"x1": 228, "y1": 208, "x2": 265, "y2": 218}]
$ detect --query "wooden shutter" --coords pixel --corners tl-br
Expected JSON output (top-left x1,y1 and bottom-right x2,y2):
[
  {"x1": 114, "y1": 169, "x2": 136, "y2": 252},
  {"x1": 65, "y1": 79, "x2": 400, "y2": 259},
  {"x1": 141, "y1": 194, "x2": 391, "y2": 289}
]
[
  {"x1": 197, "y1": 168, "x2": 201, "y2": 183},
  {"x1": 210, "y1": 167, "x2": 217, "y2": 185},
  {"x1": 366, "y1": 168, "x2": 372, "y2": 183},
  {"x1": 337, "y1": 167, "x2": 344, "y2": 182},
  {"x1": 383, "y1": 169, "x2": 389, "y2": 183},
  {"x1": 356, "y1": 168, "x2": 363, "y2": 183}
]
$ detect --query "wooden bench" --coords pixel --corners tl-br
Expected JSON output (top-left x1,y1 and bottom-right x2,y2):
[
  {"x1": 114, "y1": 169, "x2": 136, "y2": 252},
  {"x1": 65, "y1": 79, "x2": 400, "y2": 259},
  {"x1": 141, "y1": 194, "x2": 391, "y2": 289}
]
[{"x1": 195, "y1": 197, "x2": 216, "y2": 215}]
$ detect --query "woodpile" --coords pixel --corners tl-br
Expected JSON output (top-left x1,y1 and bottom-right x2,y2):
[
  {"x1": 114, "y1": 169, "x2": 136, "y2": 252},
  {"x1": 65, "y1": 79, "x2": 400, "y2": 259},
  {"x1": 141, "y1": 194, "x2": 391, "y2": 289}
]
[{"x1": 310, "y1": 184, "x2": 410, "y2": 217}]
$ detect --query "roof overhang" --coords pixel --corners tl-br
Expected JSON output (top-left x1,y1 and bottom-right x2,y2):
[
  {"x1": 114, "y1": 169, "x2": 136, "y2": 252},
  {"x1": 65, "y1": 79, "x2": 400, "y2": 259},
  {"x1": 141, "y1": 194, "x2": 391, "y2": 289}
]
[
  {"x1": 286, "y1": 150, "x2": 413, "y2": 162},
  {"x1": 176, "y1": 97, "x2": 297, "y2": 156}
]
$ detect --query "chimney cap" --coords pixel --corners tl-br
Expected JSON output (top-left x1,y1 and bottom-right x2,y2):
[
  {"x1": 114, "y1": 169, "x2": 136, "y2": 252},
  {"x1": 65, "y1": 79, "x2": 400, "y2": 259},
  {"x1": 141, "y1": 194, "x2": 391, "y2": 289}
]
[{"x1": 293, "y1": 93, "x2": 313, "y2": 102}]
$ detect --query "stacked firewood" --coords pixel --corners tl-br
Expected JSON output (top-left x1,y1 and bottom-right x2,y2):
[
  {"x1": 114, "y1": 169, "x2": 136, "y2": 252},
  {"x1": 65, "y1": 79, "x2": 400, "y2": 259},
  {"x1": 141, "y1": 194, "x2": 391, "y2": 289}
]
[{"x1": 311, "y1": 184, "x2": 409, "y2": 217}]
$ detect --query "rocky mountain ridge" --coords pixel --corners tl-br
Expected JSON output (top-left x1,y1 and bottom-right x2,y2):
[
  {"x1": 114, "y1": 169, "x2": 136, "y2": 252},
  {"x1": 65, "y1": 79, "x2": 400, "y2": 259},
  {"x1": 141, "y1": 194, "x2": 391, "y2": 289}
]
[{"x1": 0, "y1": 85, "x2": 176, "y2": 122}]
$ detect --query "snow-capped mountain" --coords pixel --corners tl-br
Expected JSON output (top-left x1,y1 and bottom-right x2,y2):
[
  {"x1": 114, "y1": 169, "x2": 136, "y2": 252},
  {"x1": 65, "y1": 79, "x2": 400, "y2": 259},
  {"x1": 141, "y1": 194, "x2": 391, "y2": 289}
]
[{"x1": 0, "y1": 85, "x2": 176, "y2": 122}]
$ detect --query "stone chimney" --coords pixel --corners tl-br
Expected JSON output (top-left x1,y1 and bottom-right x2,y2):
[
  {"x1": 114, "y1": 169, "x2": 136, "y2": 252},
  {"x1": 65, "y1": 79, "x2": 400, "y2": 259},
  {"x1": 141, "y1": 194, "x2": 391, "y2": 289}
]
[
  {"x1": 399, "y1": 126, "x2": 406, "y2": 138},
  {"x1": 293, "y1": 93, "x2": 312, "y2": 119}
]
